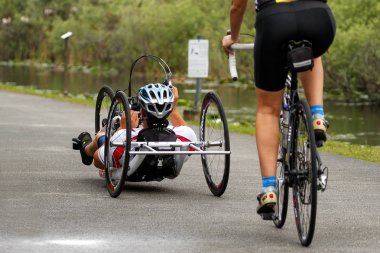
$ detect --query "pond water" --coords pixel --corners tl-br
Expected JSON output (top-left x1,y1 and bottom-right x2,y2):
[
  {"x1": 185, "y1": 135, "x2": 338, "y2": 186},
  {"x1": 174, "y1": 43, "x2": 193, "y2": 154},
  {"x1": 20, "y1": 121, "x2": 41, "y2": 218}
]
[{"x1": 1, "y1": 65, "x2": 379, "y2": 147}]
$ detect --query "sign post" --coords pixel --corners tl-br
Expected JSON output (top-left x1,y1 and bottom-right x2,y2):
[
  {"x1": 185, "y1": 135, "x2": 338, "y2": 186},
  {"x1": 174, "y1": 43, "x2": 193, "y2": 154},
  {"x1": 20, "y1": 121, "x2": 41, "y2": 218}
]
[
  {"x1": 60, "y1": 32, "x2": 73, "y2": 74},
  {"x1": 60, "y1": 32, "x2": 72, "y2": 95},
  {"x1": 188, "y1": 36, "x2": 209, "y2": 109}
]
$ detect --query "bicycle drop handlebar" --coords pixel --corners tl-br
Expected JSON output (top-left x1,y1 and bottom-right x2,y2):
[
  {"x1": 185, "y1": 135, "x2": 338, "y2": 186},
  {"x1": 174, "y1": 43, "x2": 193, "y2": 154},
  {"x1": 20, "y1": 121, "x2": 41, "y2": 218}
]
[{"x1": 228, "y1": 43, "x2": 254, "y2": 81}]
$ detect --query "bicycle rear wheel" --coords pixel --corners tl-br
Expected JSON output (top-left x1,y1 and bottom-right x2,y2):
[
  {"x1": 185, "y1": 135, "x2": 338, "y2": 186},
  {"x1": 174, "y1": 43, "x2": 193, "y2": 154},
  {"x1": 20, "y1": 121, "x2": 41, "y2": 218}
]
[
  {"x1": 95, "y1": 85, "x2": 115, "y2": 133},
  {"x1": 104, "y1": 91, "x2": 131, "y2": 198},
  {"x1": 291, "y1": 100, "x2": 318, "y2": 246},
  {"x1": 200, "y1": 91, "x2": 230, "y2": 197}
]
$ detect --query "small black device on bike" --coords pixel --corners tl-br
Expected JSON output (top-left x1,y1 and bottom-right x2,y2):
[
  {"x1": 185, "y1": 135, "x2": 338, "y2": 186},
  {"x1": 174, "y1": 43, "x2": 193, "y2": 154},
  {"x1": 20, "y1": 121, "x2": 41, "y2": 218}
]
[{"x1": 287, "y1": 40, "x2": 314, "y2": 73}]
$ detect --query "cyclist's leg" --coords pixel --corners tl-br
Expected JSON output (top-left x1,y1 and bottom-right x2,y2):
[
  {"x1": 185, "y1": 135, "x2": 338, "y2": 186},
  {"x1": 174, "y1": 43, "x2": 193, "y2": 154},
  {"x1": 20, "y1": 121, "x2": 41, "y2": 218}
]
[
  {"x1": 299, "y1": 57, "x2": 324, "y2": 108},
  {"x1": 94, "y1": 148, "x2": 105, "y2": 171},
  {"x1": 299, "y1": 57, "x2": 330, "y2": 142},
  {"x1": 296, "y1": 1, "x2": 336, "y2": 144},
  {"x1": 255, "y1": 88, "x2": 283, "y2": 178},
  {"x1": 255, "y1": 88, "x2": 283, "y2": 214},
  {"x1": 94, "y1": 129, "x2": 124, "y2": 177},
  {"x1": 254, "y1": 4, "x2": 293, "y2": 215},
  {"x1": 92, "y1": 109, "x2": 137, "y2": 158},
  {"x1": 84, "y1": 131, "x2": 105, "y2": 158}
]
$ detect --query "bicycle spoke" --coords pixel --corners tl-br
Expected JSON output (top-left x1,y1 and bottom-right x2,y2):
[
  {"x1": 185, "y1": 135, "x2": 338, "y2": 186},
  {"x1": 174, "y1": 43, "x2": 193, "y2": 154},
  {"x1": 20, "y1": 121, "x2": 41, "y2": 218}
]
[
  {"x1": 200, "y1": 92, "x2": 230, "y2": 196},
  {"x1": 292, "y1": 100, "x2": 317, "y2": 246}
]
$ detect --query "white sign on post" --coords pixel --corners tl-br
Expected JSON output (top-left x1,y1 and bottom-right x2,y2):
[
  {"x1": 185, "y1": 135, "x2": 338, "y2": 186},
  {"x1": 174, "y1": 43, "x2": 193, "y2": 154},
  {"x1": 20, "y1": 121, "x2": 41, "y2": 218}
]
[{"x1": 188, "y1": 39, "x2": 209, "y2": 78}]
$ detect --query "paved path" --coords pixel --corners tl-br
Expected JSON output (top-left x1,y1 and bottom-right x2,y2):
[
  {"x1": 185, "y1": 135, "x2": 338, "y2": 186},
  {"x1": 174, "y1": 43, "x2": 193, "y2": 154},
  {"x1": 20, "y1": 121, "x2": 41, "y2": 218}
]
[{"x1": 0, "y1": 91, "x2": 379, "y2": 253}]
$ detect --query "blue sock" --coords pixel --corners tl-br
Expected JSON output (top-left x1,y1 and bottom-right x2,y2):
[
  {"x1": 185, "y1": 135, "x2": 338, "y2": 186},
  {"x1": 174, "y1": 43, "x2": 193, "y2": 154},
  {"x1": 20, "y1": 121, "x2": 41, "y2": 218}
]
[
  {"x1": 310, "y1": 105, "x2": 324, "y2": 119},
  {"x1": 262, "y1": 176, "x2": 276, "y2": 193}
]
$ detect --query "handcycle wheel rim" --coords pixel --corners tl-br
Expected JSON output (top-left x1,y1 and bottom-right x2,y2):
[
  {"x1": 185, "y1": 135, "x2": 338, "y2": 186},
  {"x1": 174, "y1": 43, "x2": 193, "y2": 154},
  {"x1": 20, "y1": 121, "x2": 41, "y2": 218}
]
[
  {"x1": 95, "y1": 85, "x2": 115, "y2": 134},
  {"x1": 104, "y1": 91, "x2": 131, "y2": 198},
  {"x1": 200, "y1": 91, "x2": 230, "y2": 197}
]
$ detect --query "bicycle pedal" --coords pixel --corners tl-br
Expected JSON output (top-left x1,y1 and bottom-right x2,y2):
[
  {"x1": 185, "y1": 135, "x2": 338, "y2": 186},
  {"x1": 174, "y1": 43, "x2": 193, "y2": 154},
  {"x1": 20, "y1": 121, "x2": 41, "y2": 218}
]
[
  {"x1": 260, "y1": 212, "x2": 274, "y2": 221},
  {"x1": 318, "y1": 166, "x2": 328, "y2": 192},
  {"x1": 316, "y1": 139, "x2": 324, "y2": 148}
]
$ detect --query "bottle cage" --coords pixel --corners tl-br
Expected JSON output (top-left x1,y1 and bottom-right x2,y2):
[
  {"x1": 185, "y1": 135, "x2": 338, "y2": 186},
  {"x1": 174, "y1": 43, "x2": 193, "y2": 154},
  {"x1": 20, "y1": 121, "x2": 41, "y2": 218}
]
[{"x1": 287, "y1": 40, "x2": 314, "y2": 73}]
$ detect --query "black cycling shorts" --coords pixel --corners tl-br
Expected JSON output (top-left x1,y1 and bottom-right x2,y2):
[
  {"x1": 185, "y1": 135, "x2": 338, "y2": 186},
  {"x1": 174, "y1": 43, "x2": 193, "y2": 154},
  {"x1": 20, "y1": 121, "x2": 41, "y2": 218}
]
[{"x1": 254, "y1": 0, "x2": 336, "y2": 91}]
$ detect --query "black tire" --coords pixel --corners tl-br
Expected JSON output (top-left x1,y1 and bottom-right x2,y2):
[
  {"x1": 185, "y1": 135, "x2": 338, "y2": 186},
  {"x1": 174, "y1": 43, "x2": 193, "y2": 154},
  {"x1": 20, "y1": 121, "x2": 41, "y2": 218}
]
[
  {"x1": 291, "y1": 100, "x2": 318, "y2": 246},
  {"x1": 104, "y1": 91, "x2": 131, "y2": 198},
  {"x1": 200, "y1": 91, "x2": 230, "y2": 197},
  {"x1": 273, "y1": 146, "x2": 289, "y2": 228},
  {"x1": 95, "y1": 85, "x2": 115, "y2": 133}
]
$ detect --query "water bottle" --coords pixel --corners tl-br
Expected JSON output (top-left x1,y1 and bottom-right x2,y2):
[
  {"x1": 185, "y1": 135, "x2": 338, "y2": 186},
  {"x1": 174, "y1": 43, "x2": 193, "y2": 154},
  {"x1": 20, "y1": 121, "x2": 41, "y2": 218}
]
[{"x1": 282, "y1": 104, "x2": 289, "y2": 148}]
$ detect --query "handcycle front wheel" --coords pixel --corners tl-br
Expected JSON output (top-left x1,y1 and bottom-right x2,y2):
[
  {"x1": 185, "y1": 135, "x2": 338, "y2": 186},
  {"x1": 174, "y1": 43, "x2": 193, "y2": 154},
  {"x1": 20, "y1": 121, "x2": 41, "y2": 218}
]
[
  {"x1": 104, "y1": 91, "x2": 132, "y2": 198},
  {"x1": 199, "y1": 91, "x2": 230, "y2": 197},
  {"x1": 95, "y1": 85, "x2": 115, "y2": 133},
  {"x1": 291, "y1": 100, "x2": 318, "y2": 246}
]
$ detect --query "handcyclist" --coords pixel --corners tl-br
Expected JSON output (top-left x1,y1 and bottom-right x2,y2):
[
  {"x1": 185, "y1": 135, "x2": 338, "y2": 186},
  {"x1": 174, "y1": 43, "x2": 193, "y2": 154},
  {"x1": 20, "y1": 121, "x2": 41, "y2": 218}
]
[
  {"x1": 73, "y1": 84, "x2": 197, "y2": 178},
  {"x1": 222, "y1": 0, "x2": 335, "y2": 216}
]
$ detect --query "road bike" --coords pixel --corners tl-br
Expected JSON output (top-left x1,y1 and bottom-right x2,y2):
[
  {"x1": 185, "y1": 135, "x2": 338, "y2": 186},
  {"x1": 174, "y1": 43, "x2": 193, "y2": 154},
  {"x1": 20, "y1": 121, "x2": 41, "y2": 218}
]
[{"x1": 229, "y1": 40, "x2": 328, "y2": 246}]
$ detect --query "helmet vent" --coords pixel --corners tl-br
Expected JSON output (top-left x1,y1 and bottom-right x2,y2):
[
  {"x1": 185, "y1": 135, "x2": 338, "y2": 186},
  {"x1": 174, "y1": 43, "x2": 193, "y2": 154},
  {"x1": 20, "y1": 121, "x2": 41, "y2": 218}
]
[{"x1": 156, "y1": 104, "x2": 165, "y2": 112}]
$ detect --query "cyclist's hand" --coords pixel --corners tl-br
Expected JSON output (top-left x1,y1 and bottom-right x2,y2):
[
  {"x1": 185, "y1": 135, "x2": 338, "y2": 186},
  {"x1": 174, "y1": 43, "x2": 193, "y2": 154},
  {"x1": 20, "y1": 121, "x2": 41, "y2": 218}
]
[
  {"x1": 118, "y1": 110, "x2": 139, "y2": 129},
  {"x1": 131, "y1": 110, "x2": 139, "y2": 128},
  {"x1": 222, "y1": 35, "x2": 239, "y2": 56},
  {"x1": 171, "y1": 86, "x2": 179, "y2": 110}
]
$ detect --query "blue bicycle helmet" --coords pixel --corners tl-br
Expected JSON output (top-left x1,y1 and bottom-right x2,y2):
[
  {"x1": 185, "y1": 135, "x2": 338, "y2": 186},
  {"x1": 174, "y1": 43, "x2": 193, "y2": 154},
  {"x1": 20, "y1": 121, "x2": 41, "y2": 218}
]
[{"x1": 138, "y1": 83, "x2": 174, "y2": 119}]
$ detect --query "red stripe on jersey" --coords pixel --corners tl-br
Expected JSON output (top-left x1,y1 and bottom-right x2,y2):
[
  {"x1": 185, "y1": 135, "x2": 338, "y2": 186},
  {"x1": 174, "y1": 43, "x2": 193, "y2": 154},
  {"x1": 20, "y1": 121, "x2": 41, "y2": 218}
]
[
  {"x1": 112, "y1": 146, "x2": 124, "y2": 168},
  {"x1": 176, "y1": 135, "x2": 195, "y2": 152},
  {"x1": 176, "y1": 135, "x2": 190, "y2": 142}
]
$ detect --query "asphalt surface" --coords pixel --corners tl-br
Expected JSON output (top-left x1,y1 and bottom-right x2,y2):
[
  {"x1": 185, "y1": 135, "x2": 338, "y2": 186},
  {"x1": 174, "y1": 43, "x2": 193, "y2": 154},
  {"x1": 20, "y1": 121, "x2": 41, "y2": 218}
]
[{"x1": 0, "y1": 91, "x2": 379, "y2": 253}]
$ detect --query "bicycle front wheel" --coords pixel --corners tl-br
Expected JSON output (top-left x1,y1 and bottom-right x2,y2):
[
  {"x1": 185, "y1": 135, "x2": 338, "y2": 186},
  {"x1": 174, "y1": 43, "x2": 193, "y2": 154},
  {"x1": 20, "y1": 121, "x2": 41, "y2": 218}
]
[
  {"x1": 291, "y1": 100, "x2": 318, "y2": 246},
  {"x1": 273, "y1": 145, "x2": 289, "y2": 228},
  {"x1": 95, "y1": 85, "x2": 115, "y2": 133},
  {"x1": 104, "y1": 91, "x2": 131, "y2": 198},
  {"x1": 200, "y1": 91, "x2": 230, "y2": 197}
]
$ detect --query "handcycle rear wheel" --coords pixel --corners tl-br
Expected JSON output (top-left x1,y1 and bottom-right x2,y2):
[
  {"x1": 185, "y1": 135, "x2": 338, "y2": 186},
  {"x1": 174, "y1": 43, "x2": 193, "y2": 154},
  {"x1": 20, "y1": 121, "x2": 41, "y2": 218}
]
[
  {"x1": 104, "y1": 91, "x2": 132, "y2": 198},
  {"x1": 200, "y1": 91, "x2": 230, "y2": 197},
  {"x1": 291, "y1": 100, "x2": 318, "y2": 246},
  {"x1": 95, "y1": 85, "x2": 115, "y2": 133}
]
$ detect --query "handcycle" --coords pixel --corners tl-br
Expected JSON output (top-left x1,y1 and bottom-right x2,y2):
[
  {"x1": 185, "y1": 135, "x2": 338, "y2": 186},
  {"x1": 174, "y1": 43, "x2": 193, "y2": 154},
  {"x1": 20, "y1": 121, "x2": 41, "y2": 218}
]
[
  {"x1": 95, "y1": 55, "x2": 231, "y2": 199},
  {"x1": 229, "y1": 39, "x2": 329, "y2": 246}
]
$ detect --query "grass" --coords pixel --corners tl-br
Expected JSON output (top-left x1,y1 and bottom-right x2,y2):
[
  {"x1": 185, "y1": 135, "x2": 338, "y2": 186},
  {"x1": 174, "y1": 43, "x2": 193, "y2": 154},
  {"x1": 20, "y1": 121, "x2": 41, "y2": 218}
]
[
  {"x1": 0, "y1": 83, "x2": 95, "y2": 107},
  {"x1": 1, "y1": 82, "x2": 379, "y2": 164},
  {"x1": 321, "y1": 141, "x2": 380, "y2": 164}
]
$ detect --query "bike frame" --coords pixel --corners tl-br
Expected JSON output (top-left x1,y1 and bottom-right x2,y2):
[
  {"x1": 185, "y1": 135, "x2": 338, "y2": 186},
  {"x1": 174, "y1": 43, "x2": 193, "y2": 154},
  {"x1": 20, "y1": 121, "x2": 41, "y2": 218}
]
[
  {"x1": 109, "y1": 139, "x2": 231, "y2": 177},
  {"x1": 283, "y1": 73, "x2": 300, "y2": 185}
]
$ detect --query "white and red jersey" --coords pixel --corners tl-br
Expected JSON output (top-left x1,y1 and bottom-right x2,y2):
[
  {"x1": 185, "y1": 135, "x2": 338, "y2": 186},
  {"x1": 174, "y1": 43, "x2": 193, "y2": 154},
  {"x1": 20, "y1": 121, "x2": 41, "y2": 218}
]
[{"x1": 98, "y1": 125, "x2": 197, "y2": 168}]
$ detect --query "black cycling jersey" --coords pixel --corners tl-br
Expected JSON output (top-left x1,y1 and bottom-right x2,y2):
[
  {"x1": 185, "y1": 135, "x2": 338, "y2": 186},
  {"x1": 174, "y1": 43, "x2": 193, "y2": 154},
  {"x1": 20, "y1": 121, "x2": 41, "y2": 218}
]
[{"x1": 255, "y1": 0, "x2": 327, "y2": 12}]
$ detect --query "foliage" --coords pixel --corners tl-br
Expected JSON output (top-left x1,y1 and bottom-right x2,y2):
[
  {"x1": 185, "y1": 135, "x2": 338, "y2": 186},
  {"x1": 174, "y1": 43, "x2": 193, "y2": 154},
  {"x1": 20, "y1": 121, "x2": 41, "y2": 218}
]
[
  {"x1": 326, "y1": 0, "x2": 380, "y2": 102},
  {"x1": 0, "y1": 0, "x2": 378, "y2": 101}
]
